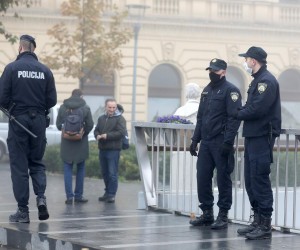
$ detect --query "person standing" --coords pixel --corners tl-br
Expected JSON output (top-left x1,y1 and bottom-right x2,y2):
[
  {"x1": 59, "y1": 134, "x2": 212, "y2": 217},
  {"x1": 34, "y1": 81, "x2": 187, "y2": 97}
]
[
  {"x1": 0, "y1": 34, "x2": 57, "y2": 223},
  {"x1": 236, "y1": 46, "x2": 281, "y2": 240},
  {"x1": 56, "y1": 89, "x2": 94, "y2": 204},
  {"x1": 189, "y1": 58, "x2": 241, "y2": 229},
  {"x1": 174, "y1": 82, "x2": 202, "y2": 124},
  {"x1": 94, "y1": 98, "x2": 127, "y2": 203}
]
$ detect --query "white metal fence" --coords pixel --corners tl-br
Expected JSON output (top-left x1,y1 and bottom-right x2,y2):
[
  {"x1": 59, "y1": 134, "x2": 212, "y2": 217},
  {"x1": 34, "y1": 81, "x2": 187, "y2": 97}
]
[{"x1": 133, "y1": 122, "x2": 300, "y2": 233}]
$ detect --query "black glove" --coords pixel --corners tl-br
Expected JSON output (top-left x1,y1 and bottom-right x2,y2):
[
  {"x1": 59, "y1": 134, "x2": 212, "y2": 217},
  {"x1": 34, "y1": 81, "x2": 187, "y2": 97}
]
[
  {"x1": 221, "y1": 143, "x2": 233, "y2": 157},
  {"x1": 189, "y1": 141, "x2": 198, "y2": 157}
]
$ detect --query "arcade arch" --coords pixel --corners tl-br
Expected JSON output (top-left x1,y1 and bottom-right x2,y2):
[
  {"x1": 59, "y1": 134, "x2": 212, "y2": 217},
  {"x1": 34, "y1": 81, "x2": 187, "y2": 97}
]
[
  {"x1": 226, "y1": 66, "x2": 246, "y2": 102},
  {"x1": 278, "y1": 68, "x2": 300, "y2": 128},
  {"x1": 83, "y1": 73, "x2": 115, "y2": 123},
  {"x1": 147, "y1": 64, "x2": 182, "y2": 121}
]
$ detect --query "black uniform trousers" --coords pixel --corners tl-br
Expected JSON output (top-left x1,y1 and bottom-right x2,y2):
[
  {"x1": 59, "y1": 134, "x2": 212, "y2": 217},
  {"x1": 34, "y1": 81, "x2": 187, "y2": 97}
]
[
  {"x1": 244, "y1": 135, "x2": 275, "y2": 218},
  {"x1": 196, "y1": 134, "x2": 234, "y2": 212},
  {"x1": 7, "y1": 113, "x2": 47, "y2": 211}
]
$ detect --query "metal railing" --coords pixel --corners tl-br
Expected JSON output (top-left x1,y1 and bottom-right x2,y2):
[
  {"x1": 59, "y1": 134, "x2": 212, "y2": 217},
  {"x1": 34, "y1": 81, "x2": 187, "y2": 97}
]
[{"x1": 133, "y1": 122, "x2": 300, "y2": 233}]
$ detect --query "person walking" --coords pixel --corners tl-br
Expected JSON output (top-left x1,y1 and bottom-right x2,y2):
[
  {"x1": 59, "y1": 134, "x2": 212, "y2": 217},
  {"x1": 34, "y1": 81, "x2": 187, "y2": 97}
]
[
  {"x1": 94, "y1": 98, "x2": 127, "y2": 203},
  {"x1": 56, "y1": 89, "x2": 94, "y2": 204},
  {"x1": 0, "y1": 34, "x2": 57, "y2": 223},
  {"x1": 189, "y1": 58, "x2": 242, "y2": 229},
  {"x1": 236, "y1": 46, "x2": 281, "y2": 240}
]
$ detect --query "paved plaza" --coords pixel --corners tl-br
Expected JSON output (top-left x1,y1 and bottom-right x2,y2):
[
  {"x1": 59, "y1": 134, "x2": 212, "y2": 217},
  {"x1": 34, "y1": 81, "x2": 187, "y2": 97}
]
[{"x1": 0, "y1": 161, "x2": 299, "y2": 250}]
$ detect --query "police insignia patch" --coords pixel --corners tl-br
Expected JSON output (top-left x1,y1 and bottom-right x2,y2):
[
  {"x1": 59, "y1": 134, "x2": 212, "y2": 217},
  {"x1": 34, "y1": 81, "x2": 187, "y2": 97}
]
[
  {"x1": 258, "y1": 83, "x2": 267, "y2": 94},
  {"x1": 230, "y1": 92, "x2": 239, "y2": 102}
]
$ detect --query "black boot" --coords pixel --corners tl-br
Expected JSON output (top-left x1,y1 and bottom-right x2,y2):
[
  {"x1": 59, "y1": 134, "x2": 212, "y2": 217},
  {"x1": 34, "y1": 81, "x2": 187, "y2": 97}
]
[
  {"x1": 189, "y1": 209, "x2": 214, "y2": 226},
  {"x1": 211, "y1": 209, "x2": 228, "y2": 229},
  {"x1": 237, "y1": 210, "x2": 260, "y2": 235},
  {"x1": 245, "y1": 215, "x2": 272, "y2": 240},
  {"x1": 37, "y1": 196, "x2": 49, "y2": 221}
]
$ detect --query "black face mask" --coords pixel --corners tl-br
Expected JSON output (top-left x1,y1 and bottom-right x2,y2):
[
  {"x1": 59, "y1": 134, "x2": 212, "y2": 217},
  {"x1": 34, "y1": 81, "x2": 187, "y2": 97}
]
[{"x1": 209, "y1": 72, "x2": 222, "y2": 83}]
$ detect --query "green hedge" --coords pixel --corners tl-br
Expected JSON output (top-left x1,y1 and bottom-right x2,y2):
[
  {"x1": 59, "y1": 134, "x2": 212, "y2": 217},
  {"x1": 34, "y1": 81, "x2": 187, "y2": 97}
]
[
  {"x1": 39, "y1": 143, "x2": 300, "y2": 186},
  {"x1": 43, "y1": 141, "x2": 140, "y2": 181},
  {"x1": 270, "y1": 151, "x2": 300, "y2": 187}
]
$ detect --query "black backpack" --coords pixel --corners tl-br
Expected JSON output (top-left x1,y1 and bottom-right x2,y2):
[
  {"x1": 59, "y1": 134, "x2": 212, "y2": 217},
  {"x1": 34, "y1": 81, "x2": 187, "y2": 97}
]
[{"x1": 62, "y1": 108, "x2": 84, "y2": 141}]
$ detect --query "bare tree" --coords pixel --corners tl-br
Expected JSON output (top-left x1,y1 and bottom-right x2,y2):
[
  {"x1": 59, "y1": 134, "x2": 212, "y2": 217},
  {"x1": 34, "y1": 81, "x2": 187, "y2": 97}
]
[{"x1": 41, "y1": 0, "x2": 132, "y2": 89}]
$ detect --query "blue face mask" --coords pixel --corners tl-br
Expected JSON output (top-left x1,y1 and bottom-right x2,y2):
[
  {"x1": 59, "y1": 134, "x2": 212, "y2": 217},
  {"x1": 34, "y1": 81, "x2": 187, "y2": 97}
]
[{"x1": 243, "y1": 62, "x2": 252, "y2": 74}]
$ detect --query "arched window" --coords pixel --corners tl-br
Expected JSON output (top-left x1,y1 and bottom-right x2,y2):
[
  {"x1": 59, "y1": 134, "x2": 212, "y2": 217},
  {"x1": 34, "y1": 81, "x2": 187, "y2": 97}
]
[
  {"x1": 278, "y1": 69, "x2": 300, "y2": 101},
  {"x1": 82, "y1": 73, "x2": 115, "y2": 123},
  {"x1": 148, "y1": 64, "x2": 181, "y2": 121},
  {"x1": 278, "y1": 69, "x2": 300, "y2": 128},
  {"x1": 226, "y1": 66, "x2": 246, "y2": 102}
]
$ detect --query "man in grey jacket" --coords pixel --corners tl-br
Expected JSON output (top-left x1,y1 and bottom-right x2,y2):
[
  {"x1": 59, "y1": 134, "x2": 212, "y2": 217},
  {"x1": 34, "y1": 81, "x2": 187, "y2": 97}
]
[
  {"x1": 94, "y1": 98, "x2": 127, "y2": 203},
  {"x1": 56, "y1": 89, "x2": 94, "y2": 204}
]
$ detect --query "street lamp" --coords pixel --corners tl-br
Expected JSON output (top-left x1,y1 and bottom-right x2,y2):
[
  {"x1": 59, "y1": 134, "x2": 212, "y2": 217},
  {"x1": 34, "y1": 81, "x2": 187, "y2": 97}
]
[{"x1": 126, "y1": 4, "x2": 149, "y2": 124}]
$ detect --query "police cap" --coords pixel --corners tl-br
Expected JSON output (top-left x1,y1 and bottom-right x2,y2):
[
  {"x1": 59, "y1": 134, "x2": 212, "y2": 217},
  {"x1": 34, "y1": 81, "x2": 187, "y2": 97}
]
[
  {"x1": 20, "y1": 34, "x2": 36, "y2": 48},
  {"x1": 238, "y1": 46, "x2": 267, "y2": 63},
  {"x1": 205, "y1": 58, "x2": 227, "y2": 71}
]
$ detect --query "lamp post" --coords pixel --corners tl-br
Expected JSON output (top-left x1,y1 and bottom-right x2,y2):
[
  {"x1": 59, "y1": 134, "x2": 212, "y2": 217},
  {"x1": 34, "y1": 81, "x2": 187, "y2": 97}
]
[{"x1": 126, "y1": 4, "x2": 149, "y2": 124}]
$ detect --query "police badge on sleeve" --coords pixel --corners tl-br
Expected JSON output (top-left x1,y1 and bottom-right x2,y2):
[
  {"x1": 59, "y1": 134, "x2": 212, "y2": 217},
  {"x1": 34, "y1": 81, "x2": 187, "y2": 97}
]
[
  {"x1": 230, "y1": 92, "x2": 239, "y2": 102},
  {"x1": 258, "y1": 83, "x2": 267, "y2": 94}
]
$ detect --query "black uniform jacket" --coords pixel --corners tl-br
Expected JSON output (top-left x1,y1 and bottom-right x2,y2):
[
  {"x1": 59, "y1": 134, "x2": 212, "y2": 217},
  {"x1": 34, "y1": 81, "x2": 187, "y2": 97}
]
[
  {"x1": 0, "y1": 52, "x2": 57, "y2": 115},
  {"x1": 192, "y1": 77, "x2": 242, "y2": 145},
  {"x1": 237, "y1": 65, "x2": 281, "y2": 138}
]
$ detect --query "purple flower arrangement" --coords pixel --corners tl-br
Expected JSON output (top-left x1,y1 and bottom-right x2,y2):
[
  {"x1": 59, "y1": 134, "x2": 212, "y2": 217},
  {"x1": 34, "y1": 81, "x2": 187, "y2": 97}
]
[{"x1": 156, "y1": 115, "x2": 192, "y2": 124}]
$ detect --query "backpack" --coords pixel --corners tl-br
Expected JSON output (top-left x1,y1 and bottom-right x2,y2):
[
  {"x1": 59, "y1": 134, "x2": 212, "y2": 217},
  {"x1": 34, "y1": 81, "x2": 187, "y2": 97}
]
[
  {"x1": 122, "y1": 130, "x2": 129, "y2": 150},
  {"x1": 62, "y1": 107, "x2": 84, "y2": 141}
]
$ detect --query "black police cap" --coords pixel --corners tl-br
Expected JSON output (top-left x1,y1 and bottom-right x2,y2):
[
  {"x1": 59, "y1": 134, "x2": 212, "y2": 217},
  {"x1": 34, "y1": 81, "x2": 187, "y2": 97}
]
[
  {"x1": 205, "y1": 58, "x2": 227, "y2": 71},
  {"x1": 238, "y1": 46, "x2": 267, "y2": 63},
  {"x1": 20, "y1": 34, "x2": 36, "y2": 48}
]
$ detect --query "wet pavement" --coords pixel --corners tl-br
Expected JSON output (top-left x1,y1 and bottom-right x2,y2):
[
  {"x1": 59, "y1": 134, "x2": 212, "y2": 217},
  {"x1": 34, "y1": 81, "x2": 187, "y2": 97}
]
[{"x1": 0, "y1": 160, "x2": 300, "y2": 249}]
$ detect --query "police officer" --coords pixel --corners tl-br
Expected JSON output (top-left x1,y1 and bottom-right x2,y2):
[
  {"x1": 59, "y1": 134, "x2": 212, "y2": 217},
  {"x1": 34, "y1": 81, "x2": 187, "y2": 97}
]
[
  {"x1": 236, "y1": 47, "x2": 281, "y2": 240},
  {"x1": 189, "y1": 58, "x2": 241, "y2": 229},
  {"x1": 0, "y1": 34, "x2": 57, "y2": 223}
]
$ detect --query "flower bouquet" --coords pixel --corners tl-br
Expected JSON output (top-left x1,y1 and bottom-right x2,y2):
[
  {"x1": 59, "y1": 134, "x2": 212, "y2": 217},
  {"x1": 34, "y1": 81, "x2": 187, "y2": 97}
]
[
  {"x1": 156, "y1": 115, "x2": 192, "y2": 124},
  {"x1": 155, "y1": 115, "x2": 192, "y2": 146}
]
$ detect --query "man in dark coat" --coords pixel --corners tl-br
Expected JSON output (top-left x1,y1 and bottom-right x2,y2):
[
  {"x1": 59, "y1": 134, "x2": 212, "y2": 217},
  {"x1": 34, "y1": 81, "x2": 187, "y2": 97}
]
[
  {"x1": 189, "y1": 58, "x2": 241, "y2": 229},
  {"x1": 0, "y1": 34, "x2": 57, "y2": 223},
  {"x1": 56, "y1": 89, "x2": 94, "y2": 204},
  {"x1": 94, "y1": 98, "x2": 127, "y2": 203},
  {"x1": 236, "y1": 46, "x2": 281, "y2": 240}
]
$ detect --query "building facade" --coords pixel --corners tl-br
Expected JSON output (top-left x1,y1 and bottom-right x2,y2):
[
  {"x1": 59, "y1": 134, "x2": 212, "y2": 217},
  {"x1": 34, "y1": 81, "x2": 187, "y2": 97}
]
[{"x1": 1, "y1": 0, "x2": 300, "y2": 132}]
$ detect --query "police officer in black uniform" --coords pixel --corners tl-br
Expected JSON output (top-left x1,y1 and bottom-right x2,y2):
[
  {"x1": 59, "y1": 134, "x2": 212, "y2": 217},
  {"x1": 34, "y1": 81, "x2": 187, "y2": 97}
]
[
  {"x1": 189, "y1": 58, "x2": 241, "y2": 229},
  {"x1": 0, "y1": 34, "x2": 57, "y2": 223},
  {"x1": 236, "y1": 47, "x2": 281, "y2": 240}
]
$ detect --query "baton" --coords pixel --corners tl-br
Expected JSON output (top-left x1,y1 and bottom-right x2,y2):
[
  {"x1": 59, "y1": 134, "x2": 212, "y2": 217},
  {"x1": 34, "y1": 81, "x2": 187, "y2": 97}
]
[{"x1": 0, "y1": 105, "x2": 37, "y2": 138}]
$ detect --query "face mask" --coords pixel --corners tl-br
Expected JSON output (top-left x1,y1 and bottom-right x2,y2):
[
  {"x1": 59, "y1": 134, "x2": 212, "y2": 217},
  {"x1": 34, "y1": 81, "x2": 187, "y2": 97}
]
[
  {"x1": 243, "y1": 62, "x2": 252, "y2": 74},
  {"x1": 209, "y1": 72, "x2": 221, "y2": 83}
]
